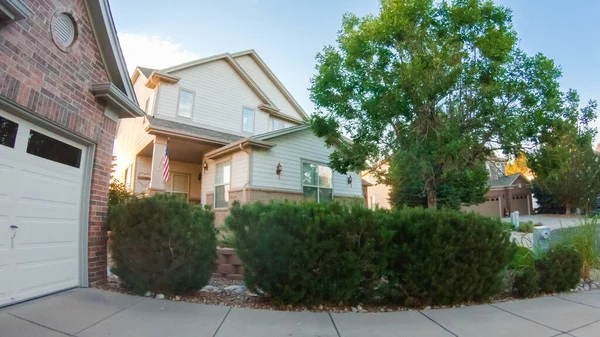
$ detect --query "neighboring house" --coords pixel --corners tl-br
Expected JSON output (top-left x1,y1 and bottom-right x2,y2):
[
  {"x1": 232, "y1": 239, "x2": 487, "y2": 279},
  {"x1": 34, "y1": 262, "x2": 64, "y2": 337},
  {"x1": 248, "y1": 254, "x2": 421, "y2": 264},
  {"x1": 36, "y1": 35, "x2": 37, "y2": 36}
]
[
  {"x1": 462, "y1": 160, "x2": 534, "y2": 218},
  {"x1": 113, "y1": 50, "x2": 363, "y2": 224},
  {"x1": 362, "y1": 163, "x2": 391, "y2": 210},
  {"x1": 0, "y1": 0, "x2": 144, "y2": 307}
]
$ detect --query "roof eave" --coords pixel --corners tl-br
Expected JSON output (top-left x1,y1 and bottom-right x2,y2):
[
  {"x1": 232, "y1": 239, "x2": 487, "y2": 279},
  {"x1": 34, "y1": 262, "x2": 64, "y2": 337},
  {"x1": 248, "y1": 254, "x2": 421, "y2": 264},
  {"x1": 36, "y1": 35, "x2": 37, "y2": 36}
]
[
  {"x1": 91, "y1": 83, "x2": 145, "y2": 118},
  {"x1": 145, "y1": 125, "x2": 233, "y2": 146},
  {"x1": 205, "y1": 139, "x2": 275, "y2": 159},
  {"x1": 144, "y1": 71, "x2": 181, "y2": 89}
]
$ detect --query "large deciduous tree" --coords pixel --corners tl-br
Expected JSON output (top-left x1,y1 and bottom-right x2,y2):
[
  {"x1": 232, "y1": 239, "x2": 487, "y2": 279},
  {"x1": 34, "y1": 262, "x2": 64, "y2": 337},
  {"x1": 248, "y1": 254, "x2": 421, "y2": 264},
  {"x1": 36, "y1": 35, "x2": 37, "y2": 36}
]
[
  {"x1": 528, "y1": 91, "x2": 599, "y2": 214},
  {"x1": 310, "y1": 0, "x2": 565, "y2": 208}
]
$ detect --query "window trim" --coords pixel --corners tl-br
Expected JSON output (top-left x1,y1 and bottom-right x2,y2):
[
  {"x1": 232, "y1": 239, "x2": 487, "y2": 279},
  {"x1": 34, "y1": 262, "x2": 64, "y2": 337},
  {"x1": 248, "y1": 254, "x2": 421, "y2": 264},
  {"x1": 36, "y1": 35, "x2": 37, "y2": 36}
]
[
  {"x1": 167, "y1": 171, "x2": 190, "y2": 202},
  {"x1": 214, "y1": 158, "x2": 232, "y2": 209},
  {"x1": 176, "y1": 87, "x2": 195, "y2": 118},
  {"x1": 301, "y1": 160, "x2": 334, "y2": 203},
  {"x1": 241, "y1": 106, "x2": 255, "y2": 133}
]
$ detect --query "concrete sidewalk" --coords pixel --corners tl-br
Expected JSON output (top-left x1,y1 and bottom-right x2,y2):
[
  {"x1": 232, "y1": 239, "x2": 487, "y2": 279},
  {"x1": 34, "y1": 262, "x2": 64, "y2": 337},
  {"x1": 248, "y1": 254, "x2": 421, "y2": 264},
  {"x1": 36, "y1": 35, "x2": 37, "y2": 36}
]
[{"x1": 2, "y1": 288, "x2": 600, "y2": 337}]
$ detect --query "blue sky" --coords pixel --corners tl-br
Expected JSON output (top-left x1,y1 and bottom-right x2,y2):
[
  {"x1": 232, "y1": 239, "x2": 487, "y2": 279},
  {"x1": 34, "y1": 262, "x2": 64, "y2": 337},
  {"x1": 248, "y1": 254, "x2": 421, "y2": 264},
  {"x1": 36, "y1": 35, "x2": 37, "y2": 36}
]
[{"x1": 110, "y1": 0, "x2": 600, "y2": 144}]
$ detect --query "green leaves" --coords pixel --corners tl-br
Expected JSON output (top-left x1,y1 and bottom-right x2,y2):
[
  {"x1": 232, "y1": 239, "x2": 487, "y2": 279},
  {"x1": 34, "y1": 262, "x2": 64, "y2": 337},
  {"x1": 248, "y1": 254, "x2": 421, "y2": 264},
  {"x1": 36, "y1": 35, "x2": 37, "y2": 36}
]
[{"x1": 310, "y1": 0, "x2": 572, "y2": 208}]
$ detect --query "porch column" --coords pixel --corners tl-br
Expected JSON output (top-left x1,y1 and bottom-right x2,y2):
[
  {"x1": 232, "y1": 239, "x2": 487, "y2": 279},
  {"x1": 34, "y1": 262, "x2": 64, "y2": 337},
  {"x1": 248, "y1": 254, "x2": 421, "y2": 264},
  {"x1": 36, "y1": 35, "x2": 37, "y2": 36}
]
[{"x1": 148, "y1": 136, "x2": 168, "y2": 194}]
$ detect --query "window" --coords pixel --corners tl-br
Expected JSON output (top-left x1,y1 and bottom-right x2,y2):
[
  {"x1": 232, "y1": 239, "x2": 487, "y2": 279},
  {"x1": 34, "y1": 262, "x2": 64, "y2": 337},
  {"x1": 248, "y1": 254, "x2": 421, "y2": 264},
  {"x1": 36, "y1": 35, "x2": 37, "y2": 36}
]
[
  {"x1": 215, "y1": 160, "x2": 231, "y2": 208},
  {"x1": 242, "y1": 108, "x2": 254, "y2": 132},
  {"x1": 145, "y1": 92, "x2": 155, "y2": 114},
  {"x1": 177, "y1": 89, "x2": 194, "y2": 118},
  {"x1": 124, "y1": 166, "x2": 132, "y2": 191},
  {"x1": 168, "y1": 173, "x2": 190, "y2": 201},
  {"x1": 302, "y1": 162, "x2": 333, "y2": 202},
  {"x1": 0, "y1": 115, "x2": 18, "y2": 149},
  {"x1": 283, "y1": 122, "x2": 290, "y2": 129},
  {"x1": 271, "y1": 119, "x2": 281, "y2": 131},
  {"x1": 26, "y1": 130, "x2": 82, "y2": 168}
]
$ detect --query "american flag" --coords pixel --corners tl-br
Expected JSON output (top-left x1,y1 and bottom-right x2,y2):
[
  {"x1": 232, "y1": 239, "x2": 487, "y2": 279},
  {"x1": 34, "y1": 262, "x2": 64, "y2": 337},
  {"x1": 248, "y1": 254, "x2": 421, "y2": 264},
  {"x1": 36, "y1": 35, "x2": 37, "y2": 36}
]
[{"x1": 161, "y1": 144, "x2": 170, "y2": 182}]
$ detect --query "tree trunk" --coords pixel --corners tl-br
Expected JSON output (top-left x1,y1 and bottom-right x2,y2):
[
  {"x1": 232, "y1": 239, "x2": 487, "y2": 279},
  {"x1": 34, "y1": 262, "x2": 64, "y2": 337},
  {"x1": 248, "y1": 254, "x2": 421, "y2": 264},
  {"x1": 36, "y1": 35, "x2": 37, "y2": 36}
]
[
  {"x1": 565, "y1": 202, "x2": 572, "y2": 215},
  {"x1": 427, "y1": 187, "x2": 437, "y2": 209}
]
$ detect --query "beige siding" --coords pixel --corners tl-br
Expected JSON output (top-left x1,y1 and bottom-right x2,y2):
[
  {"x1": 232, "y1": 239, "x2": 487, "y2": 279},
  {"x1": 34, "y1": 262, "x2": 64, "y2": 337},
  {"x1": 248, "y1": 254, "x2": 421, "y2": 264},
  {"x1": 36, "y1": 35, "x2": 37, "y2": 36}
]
[
  {"x1": 251, "y1": 129, "x2": 362, "y2": 197},
  {"x1": 154, "y1": 59, "x2": 269, "y2": 136},
  {"x1": 201, "y1": 151, "x2": 250, "y2": 206},
  {"x1": 113, "y1": 117, "x2": 154, "y2": 188},
  {"x1": 234, "y1": 55, "x2": 305, "y2": 121},
  {"x1": 134, "y1": 156, "x2": 152, "y2": 195},
  {"x1": 135, "y1": 156, "x2": 202, "y2": 201},
  {"x1": 132, "y1": 73, "x2": 155, "y2": 113}
]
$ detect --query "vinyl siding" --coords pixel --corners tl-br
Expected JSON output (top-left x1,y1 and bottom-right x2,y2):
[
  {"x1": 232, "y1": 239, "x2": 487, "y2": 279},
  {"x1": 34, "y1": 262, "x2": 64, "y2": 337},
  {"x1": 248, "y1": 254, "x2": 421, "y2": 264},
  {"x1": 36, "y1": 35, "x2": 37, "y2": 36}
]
[
  {"x1": 201, "y1": 151, "x2": 250, "y2": 206},
  {"x1": 132, "y1": 73, "x2": 155, "y2": 114},
  {"x1": 251, "y1": 129, "x2": 362, "y2": 197},
  {"x1": 234, "y1": 55, "x2": 305, "y2": 121},
  {"x1": 113, "y1": 117, "x2": 154, "y2": 190},
  {"x1": 154, "y1": 59, "x2": 269, "y2": 136}
]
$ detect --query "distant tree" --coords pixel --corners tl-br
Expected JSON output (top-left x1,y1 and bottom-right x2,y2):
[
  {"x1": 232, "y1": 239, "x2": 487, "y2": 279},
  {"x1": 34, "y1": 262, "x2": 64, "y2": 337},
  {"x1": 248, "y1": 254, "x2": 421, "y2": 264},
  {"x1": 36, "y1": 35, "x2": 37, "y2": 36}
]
[
  {"x1": 528, "y1": 91, "x2": 599, "y2": 214},
  {"x1": 310, "y1": 0, "x2": 566, "y2": 209},
  {"x1": 506, "y1": 152, "x2": 530, "y2": 176}
]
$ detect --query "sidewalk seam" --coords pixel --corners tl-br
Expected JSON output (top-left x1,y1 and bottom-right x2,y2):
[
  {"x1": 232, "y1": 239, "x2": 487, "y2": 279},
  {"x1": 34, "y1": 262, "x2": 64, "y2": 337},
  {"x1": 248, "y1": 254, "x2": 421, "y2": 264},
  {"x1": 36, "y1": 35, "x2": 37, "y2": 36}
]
[
  {"x1": 328, "y1": 312, "x2": 342, "y2": 337},
  {"x1": 6, "y1": 313, "x2": 72, "y2": 336},
  {"x1": 211, "y1": 306, "x2": 232, "y2": 337},
  {"x1": 418, "y1": 310, "x2": 459, "y2": 337},
  {"x1": 489, "y1": 303, "x2": 564, "y2": 334},
  {"x1": 71, "y1": 296, "x2": 147, "y2": 336},
  {"x1": 554, "y1": 294, "x2": 600, "y2": 310}
]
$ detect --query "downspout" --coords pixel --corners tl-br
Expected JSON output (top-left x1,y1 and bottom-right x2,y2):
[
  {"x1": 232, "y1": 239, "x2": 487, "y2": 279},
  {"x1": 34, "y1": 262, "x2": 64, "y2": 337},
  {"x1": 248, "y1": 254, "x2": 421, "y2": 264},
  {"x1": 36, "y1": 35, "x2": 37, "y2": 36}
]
[{"x1": 239, "y1": 143, "x2": 250, "y2": 203}]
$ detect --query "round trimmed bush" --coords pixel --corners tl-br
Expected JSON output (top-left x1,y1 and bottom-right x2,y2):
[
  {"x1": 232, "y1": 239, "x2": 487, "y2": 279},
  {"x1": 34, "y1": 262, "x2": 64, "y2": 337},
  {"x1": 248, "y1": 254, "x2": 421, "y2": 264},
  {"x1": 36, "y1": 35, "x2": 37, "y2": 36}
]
[
  {"x1": 381, "y1": 208, "x2": 513, "y2": 306},
  {"x1": 108, "y1": 194, "x2": 217, "y2": 294},
  {"x1": 536, "y1": 245, "x2": 582, "y2": 293},
  {"x1": 226, "y1": 201, "x2": 384, "y2": 304},
  {"x1": 513, "y1": 266, "x2": 539, "y2": 297}
]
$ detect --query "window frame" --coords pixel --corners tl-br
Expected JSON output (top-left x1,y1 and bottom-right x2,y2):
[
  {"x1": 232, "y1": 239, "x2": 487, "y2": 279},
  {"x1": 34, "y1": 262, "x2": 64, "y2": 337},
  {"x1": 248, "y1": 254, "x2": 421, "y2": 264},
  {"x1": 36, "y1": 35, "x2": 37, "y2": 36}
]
[
  {"x1": 176, "y1": 88, "x2": 195, "y2": 119},
  {"x1": 241, "y1": 107, "x2": 255, "y2": 133},
  {"x1": 214, "y1": 158, "x2": 232, "y2": 209},
  {"x1": 301, "y1": 160, "x2": 334, "y2": 203},
  {"x1": 167, "y1": 172, "x2": 190, "y2": 202}
]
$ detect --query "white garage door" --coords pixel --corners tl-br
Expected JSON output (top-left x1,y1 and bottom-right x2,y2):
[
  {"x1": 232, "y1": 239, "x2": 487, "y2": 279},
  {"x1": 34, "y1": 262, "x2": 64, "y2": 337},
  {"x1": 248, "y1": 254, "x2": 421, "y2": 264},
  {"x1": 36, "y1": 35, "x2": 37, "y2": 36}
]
[{"x1": 0, "y1": 110, "x2": 87, "y2": 307}]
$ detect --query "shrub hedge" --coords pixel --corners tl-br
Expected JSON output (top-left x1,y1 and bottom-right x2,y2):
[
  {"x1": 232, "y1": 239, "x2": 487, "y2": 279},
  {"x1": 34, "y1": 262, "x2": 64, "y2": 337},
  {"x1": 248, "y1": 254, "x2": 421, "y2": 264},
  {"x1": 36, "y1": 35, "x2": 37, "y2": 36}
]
[
  {"x1": 226, "y1": 201, "x2": 384, "y2": 304},
  {"x1": 227, "y1": 202, "x2": 514, "y2": 306},
  {"x1": 380, "y1": 208, "x2": 513, "y2": 306},
  {"x1": 108, "y1": 194, "x2": 217, "y2": 294},
  {"x1": 536, "y1": 245, "x2": 582, "y2": 293}
]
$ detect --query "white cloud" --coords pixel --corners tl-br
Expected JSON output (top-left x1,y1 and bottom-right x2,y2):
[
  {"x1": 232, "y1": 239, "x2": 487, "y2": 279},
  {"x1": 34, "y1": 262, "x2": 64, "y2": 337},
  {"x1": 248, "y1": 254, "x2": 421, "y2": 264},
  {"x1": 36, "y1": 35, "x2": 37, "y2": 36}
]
[{"x1": 117, "y1": 33, "x2": 201, "y2": 74}]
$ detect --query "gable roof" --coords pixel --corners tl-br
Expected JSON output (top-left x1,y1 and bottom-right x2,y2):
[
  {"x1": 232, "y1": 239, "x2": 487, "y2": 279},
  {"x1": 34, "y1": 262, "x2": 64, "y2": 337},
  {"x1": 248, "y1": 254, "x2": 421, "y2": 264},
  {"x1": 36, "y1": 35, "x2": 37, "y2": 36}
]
[
  {"x1": 146, "y1": 117, "x2": 243, "y2": 145},
  {"x1": 137, "y1": 66, "x2": 155, "y2": 78},
  {"x1": 160, "y1": 53, "x2": 278, "y2": 110},
  {"x1": 252, "y1": 125, "x2": 310, "y2": 141},
  {"x1": 85, "y1": 0, "x2": 143, "y2": 118},
  {"x1": 490, "y1": 173, "x2": 529, "y2": 188},
  {"x1": 232, "y1": 50, "x2": 309, "y2": 120}
]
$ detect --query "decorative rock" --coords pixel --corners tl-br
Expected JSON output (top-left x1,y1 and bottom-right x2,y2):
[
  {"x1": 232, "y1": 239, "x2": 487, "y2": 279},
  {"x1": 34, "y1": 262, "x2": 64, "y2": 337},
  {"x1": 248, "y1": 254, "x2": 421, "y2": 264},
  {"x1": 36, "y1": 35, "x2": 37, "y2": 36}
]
[
  {"x1": 234, "y1": 285, "x2": 247, "y2": 295},
  {"x1": 351, "y1": 306, "x2": 358, "y2": 313},
  {"x1": 356, "y1": 305, "x2": 363, "y2": 312},
  {"x1": 424, "y1": 306, "x2": 431, "y2": 310},
  {"x1": 156, "y1": 294, "x2": 165, "y2": 299},
  {"x1": 175, "y1": 296, "x2": 181, "y2": 301},
  {"x1": 318, "y1": 305, "x2": 324, "y2": 310},
  {"x1": 584, "y1": 284, "x2": 590, "y2": 291},
  {"x1": 144, "y1": 291, "x2": 152, "y2": 297}
]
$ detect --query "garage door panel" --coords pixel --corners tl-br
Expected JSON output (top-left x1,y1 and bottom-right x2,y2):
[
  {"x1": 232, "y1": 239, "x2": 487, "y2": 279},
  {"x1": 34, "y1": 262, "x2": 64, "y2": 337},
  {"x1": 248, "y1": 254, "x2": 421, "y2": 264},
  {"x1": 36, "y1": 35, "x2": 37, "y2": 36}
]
[{"x1": 0, "y1": 109, "x2": 87, "y2": 307}]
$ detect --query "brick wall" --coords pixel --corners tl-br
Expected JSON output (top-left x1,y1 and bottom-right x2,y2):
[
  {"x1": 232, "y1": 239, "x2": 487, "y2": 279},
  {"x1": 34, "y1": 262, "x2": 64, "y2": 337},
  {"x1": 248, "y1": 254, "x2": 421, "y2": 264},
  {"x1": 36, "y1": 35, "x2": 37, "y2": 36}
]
[
  {"x1": 213, "y1": 248, "x2": 244, "y2": 280},
  {"x1": 0, "y1": 0, "x2": 117, "y2": 286}
]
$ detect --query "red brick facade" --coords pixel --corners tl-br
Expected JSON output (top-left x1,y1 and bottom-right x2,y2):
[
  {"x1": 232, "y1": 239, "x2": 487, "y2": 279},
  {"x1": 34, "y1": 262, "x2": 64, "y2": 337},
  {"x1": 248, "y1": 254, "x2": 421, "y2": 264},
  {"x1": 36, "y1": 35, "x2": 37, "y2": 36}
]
[{"x1": 0, "y1": 0, "x2": 117, "y2": 285}]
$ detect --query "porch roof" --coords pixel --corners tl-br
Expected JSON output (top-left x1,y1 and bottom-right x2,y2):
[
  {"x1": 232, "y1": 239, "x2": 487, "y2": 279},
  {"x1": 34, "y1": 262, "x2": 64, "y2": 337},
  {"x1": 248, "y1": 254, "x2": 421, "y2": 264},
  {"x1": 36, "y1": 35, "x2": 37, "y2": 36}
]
[{"x1": 145, "y1": 117, "x2": 243, "y2": 145}]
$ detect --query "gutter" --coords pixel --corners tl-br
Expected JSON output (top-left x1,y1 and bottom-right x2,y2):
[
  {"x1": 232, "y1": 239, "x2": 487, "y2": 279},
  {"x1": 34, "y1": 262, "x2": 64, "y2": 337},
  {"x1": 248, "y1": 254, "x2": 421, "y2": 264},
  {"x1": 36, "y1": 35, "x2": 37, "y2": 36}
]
[{"x1": 91, "y1": 83, "x2": 145, "y2": 118}]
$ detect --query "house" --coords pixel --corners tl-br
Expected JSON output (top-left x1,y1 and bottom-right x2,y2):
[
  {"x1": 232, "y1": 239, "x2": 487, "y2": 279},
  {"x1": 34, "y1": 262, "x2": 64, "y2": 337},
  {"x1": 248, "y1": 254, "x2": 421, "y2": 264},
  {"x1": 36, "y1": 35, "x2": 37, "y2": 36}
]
[
  {"x1": 362, "y1": 160, "x2": 534, "y2": 217},
  {"x1": 362, "y1": 163, "x2": 391, "y2": 210},
  {"x1": 461, "y1": 160, "x2": 534, "y2": 218},
  {"x1": 0, "y1": 0, "x2": 144, "y2": 307},
  {"x1": 113, "y1": 50, "x2": 364, "y2": 224}
]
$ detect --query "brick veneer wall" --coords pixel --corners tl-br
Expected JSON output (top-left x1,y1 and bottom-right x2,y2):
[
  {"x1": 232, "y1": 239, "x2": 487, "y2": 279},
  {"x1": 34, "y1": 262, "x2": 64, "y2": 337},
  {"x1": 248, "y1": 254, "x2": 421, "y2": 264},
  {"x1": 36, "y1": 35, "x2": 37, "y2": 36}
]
[
  {"x1": 214, "y1": 248, "x2": 244, "y2": 280},
  {"x1": 0, "y1": 0, "x2": 117, "y2": 286}
]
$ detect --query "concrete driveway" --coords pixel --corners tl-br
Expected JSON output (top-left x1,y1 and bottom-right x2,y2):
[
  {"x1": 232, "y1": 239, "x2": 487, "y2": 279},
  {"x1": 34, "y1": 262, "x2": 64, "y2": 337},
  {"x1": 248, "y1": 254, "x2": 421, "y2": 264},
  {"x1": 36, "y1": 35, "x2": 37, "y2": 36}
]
[{"x1": 2, "y1": 288, "x2": 600, "y2": 336}]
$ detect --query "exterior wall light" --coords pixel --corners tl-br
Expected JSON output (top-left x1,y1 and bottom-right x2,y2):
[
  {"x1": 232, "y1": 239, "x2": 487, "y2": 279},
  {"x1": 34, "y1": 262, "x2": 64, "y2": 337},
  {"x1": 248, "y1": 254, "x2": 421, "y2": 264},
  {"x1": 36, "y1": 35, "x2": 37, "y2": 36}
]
[
  {"x1": 203, "y1": 161, "x2": 208, "y2": 172},
  {"x1": 347, "y1": 175, "x2": 353, "y2": 185},
  {"x1": 276, "y1": 162, "x2": 282, "y2": 178}
]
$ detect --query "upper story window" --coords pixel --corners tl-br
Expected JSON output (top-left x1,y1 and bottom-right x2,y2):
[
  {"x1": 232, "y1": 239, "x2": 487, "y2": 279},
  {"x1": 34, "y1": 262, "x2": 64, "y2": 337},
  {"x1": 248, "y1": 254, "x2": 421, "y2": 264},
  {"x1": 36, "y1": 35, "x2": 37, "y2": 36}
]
[
  {"x1": 242, "y1": 108, "x2": 254, "y2": 133},
  {"x1": 215, "y1": 160, "x2": 231, "y2": 208},
  {"x1": 302, "y1": 162, "x2": 333, "y2": 203},
  {"x1": 177, "y1": 89, "x2": 195, "y2": 118},
  {"x1": 271, "y1": 118, "x2": 291, "y2": 131},
  {"x1": 145, "y1": 92, "x2": 155, "y2": 114}
]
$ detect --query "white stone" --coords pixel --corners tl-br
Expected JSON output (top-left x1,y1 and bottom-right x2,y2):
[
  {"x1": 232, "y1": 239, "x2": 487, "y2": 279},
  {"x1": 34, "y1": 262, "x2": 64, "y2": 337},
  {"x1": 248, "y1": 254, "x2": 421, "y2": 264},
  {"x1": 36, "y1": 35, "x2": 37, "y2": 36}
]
[
  {"x1": 144, "y1": 291, "x2": 151, "y2": 297},
  {"x1": 224, "y1": 285, "x2": 241, "y2": 293},
  {"x1": 200, "y1": 285, "x2": 220, "y2": 293},
  {"x1": 155, "y1": 294, "x2": 165, "y2": 299},
  {"x1": 351, "y1": 307, "x2": 358, "y2": 313},
  {"x1": 356, "y1": 305, "x2": 363, "y2": 311},
  {"x1": 584, "y1": 284, "x2": 590, "y2": 291}
]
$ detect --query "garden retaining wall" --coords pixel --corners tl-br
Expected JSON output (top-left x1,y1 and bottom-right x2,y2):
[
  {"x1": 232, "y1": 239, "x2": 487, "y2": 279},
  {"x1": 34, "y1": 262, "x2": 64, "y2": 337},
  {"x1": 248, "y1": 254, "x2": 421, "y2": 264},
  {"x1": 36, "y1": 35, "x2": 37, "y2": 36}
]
[{"x1": 214, "y1": 248, "x2": 245, "y2": 280}]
